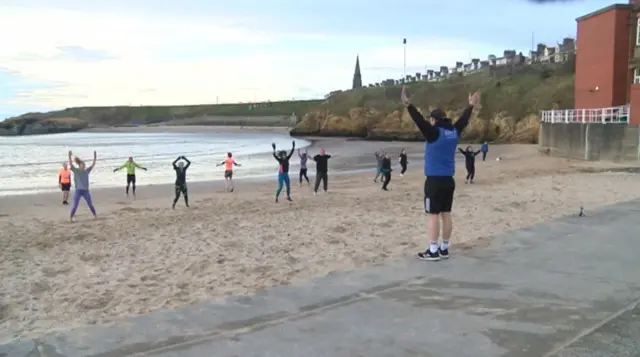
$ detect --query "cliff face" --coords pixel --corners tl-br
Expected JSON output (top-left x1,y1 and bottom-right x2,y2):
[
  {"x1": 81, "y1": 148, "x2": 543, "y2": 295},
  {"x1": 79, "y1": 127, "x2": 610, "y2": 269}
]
[
  {"x1": 0, "y1": 117, "x2": 88, "y2": 136},
  {"x1": 291, "y1": 64, "x2": 574, "y2": 143}
]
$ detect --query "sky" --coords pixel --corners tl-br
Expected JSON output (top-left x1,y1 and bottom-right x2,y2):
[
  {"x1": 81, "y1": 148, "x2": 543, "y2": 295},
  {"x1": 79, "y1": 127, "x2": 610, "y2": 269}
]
[{"x1": 0, "y1": 0, "x2": 616, "y2": 118}]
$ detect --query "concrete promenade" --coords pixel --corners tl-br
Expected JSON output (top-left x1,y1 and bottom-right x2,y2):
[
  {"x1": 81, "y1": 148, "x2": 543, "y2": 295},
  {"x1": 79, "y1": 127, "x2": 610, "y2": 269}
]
[{"x1": 2, "y1": 199, "x2": 640, "y2": 357}]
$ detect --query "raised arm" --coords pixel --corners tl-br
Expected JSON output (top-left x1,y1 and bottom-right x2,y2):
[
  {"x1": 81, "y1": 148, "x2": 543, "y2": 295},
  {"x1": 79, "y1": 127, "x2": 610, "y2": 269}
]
[
  {"x1": 287, "y1": 141, "x2": 296, "y2": 159},
  {"x1": 88, "y1": 151, "x2": 97, "y2": 171},
  {"x1": 407, "y1": 105, "x2": 438, "y2": 141},
  {"x1": 114, "y1": 161, "x2": 127, "y2": 172},
  {"x1": 454, "y1": 92, "x2": 480, "y2": 135},
  {"x1": 183, "y1": 156, "x2": 191, "y2": 169},
  {"x1": 68, "y1": 151, "x2": 74, "y2": 167},
  {"x1": 298, "y1": 149, "x2": 302, "y2": 158},
  {"x1": 172, "y1": 156, "x2": 180, "y2": 169},
  {"x1": 474, "y1": 150, "x2": 482, "y2": 156},
  {"x1": 458, "y1": 148, "x2": 465, "y2": 155}
]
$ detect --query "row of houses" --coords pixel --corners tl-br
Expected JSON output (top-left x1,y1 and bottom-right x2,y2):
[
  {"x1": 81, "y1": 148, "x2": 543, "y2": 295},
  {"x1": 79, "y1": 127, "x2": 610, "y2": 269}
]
[{"x1": 366, "y1": 37, "x2": 576, "y2": 88}]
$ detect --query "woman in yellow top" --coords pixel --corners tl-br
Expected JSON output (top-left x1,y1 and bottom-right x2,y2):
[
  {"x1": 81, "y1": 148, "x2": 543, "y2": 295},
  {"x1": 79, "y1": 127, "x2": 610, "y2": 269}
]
[{"x1": 113, "y1": 156, "x2": 147, "y2": 197}]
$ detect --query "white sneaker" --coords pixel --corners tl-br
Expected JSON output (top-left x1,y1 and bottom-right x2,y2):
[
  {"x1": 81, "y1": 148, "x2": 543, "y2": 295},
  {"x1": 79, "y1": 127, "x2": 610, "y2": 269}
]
[{"x1": 313, "y1": 191, "x2": 317, "y2": 196}]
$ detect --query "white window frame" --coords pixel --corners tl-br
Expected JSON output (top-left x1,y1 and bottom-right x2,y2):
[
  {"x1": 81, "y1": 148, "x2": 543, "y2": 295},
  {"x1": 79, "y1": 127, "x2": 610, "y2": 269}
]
[
  {"x1": 636, "y1": 17, "x2": 640, "y2": 45},
  {"x1": 634, "y1": 68, "x2": 640, "y2": 84}
]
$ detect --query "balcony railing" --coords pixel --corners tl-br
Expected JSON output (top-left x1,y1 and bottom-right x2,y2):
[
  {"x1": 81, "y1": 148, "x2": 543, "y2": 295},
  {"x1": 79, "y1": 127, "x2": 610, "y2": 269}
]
[{"x1": 540, "y1": 105, "x2": 630, "y2": 124}]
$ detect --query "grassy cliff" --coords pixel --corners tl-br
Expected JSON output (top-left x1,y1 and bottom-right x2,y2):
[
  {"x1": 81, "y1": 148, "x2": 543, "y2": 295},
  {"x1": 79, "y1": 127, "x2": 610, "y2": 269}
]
[
  {"x1": 292, "y1": 63, "x2": 574, "y2": 143},
  {"x1": 0, "y1": 100, "x2": 323, "y2": 136}
]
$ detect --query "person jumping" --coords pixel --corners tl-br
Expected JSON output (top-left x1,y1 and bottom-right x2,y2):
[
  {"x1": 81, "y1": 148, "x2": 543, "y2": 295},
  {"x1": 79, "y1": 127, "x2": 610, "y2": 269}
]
[
  {"x1": 216, "y1": 152, "x2": 241, "y2": 192},
  {"x1": 113, "y1": 157, "x2": 147, "y2": 197},
  {"x1": 68, "y1": 150, "x2": 98, "y2": 222},
  {"x1": 312, "y1": 147, "x2": 331, "y2": 195},
  {"x1": 58, "y1": 162, "x2": 72, "y2": 204},
  {"x1": 402, "y1": 85, "x2": 480, "y2": 261},
  {"x1": 272, "y1": 141, "x2": 295, "y2": 203},
  {"x1": 458, "y1": 146, "x2": 481, "y2": 184},
  {"x1": 298, "y1": 148, "x2": 310, "y2": 186},
  {"x1": 399, "y1": 149, "x2": 408, "y2": 177},
  {"x1": 172, "y1": 156, "x2": 191, "y2": 209}
]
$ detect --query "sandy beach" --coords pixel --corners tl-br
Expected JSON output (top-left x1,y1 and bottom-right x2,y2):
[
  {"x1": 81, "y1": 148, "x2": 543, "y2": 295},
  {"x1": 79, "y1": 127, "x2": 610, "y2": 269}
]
[{"x1": 2, "y1": 128, "x2": 640, "y2": 343}]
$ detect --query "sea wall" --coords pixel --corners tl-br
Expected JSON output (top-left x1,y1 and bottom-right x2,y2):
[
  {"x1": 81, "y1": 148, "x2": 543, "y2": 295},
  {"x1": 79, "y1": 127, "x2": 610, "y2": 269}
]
[{"x1": 538, "y1": 122, "x2": 640, "y2": 161}]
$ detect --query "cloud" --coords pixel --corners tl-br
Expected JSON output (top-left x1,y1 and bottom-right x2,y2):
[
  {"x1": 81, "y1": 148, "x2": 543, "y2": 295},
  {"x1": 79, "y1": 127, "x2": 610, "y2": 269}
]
[{"x1": 0, "y1": 4, "x2": 500, "y2": 113}]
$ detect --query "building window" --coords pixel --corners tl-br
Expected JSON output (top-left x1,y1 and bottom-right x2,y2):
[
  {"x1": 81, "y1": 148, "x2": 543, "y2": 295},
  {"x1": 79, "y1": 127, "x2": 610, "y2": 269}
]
[
  {"x1": 637, "y1": 17, "x2": 640, "y2": 45},
  {"x1": 635, "y1": 68, "x2": 640, "y2": 84}
]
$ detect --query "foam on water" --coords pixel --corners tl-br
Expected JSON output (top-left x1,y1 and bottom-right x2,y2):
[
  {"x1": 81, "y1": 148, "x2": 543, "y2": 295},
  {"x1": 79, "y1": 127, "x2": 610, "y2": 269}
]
[{"x1": 0, "y1": 131, "x2": 310, "y2": 195}]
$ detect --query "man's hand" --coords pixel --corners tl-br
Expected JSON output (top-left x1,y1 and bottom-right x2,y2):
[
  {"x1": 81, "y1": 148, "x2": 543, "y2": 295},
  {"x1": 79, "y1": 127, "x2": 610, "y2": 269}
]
[
  {"x1": 292, "y1": 140, "x2": 295, "y2": 147},
  {"x1": 93, "y1": 150, "x2": 97, "y2": 158},
  {"x1": 401, "y1": 86, "x2": 410, "y2": 106},
  {"x1": 113, "y1": 168, "x2": 118, "y2": 172},
  {"x1": 143, "y1": 168, "x2": 148, "y2": 171},
  {"x1": 271, "y1": 143, "x2": 276, "y2": 150},
  {"x1": 68, "y1": 150, "x2": 73, "y2": 157},
  {"x1": 468, "y1": 91, "x2": 481, "y2": 106}
]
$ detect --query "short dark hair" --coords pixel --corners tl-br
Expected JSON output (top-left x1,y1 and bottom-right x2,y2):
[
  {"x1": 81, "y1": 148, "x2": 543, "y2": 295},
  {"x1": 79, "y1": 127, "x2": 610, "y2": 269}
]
[{"x1": 227, "y1": 152, "x2": 232, "y2": 157}]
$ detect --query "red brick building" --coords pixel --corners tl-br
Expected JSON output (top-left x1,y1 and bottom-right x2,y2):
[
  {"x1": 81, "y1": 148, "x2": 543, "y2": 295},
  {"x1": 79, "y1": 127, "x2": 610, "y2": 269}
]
[{"x1": 575, "y1": 0, "x2": 640, "y2": 123}]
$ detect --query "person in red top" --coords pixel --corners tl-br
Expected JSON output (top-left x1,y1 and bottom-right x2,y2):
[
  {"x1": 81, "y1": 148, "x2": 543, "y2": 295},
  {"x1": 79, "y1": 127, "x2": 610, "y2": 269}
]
[
  {"x1": 58, "y1": 162, "x2": 72, "y2": 205},
  {"x1": 216, "y1": 152, "x2": 241, "y2": 192}
]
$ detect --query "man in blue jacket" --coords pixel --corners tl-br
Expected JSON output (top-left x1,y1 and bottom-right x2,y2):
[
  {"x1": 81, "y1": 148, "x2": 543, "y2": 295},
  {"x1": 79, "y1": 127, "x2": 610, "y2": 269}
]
[
  {"x1": 402, "y1": 86, "x2": 480, "y2": 261},
  {"x1": 480, "y1": 141, "x2": 489, "y2": 161}
]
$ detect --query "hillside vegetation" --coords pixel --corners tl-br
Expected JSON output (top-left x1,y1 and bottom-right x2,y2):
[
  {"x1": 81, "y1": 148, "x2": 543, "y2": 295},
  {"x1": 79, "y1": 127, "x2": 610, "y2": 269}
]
[
  {"x1": 292, "y1": 63, "x2": 574, "y2": 143},
  {"x1": 2, "y1": 63, "x2": 574, "y2": 142},
  {"x1": 0, "y1": 100, "x2": 322, "y2": 135}
]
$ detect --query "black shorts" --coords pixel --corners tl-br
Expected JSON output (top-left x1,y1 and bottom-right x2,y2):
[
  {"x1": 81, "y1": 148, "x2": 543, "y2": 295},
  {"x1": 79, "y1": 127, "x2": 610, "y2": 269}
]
[
  {"x1": 224, "y1": 170, "x2": 233, "y2": 179},
  {"x1": 60, "y1": 183, "x2": 71, "y2": 191},
  {"x1": 126, "y1": 174, "x2": 136, "y2": 184},
  {"x1": 424, "y1": 176, "x2": 455, "y2": 214}
]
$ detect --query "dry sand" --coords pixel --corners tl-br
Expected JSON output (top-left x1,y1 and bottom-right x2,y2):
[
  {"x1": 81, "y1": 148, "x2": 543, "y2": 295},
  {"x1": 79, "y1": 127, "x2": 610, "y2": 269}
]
[{"x1": 2, "y1": 137, "x2": 640, "y2": 343}]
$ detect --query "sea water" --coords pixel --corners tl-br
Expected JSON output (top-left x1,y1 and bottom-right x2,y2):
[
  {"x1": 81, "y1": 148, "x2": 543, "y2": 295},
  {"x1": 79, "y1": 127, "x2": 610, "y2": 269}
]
[{"x1": 0, "y1": 131, "x2": 310, "y2": 196}]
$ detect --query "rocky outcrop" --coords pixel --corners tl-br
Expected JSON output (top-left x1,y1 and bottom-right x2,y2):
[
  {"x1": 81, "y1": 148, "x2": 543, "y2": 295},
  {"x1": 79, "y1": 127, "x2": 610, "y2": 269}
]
[{"x1": 0, "y1": 117, "x2": 88, "y2": 136}]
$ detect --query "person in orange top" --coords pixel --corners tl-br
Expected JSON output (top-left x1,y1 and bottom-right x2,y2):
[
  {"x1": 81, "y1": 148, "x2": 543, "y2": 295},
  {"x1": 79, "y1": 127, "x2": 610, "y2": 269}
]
[
  {"x1": 58, "y1": 162, "x2": 72, "y2": 205},
  {"x1": 216, "y1": 152, "x2": 241, "y2": 192}
]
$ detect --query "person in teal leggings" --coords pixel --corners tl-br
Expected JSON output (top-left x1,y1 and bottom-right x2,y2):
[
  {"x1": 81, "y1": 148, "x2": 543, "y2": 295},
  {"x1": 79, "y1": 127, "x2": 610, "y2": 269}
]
[{"x1": 272, "y1": 141, "x2": 295, "y2": 203}]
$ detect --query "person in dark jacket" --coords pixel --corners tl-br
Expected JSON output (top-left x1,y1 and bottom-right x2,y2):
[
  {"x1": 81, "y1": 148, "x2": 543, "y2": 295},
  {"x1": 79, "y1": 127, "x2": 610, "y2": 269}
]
[
  {"x1": 402, "y1": 86, "x2": 480, "y2": 261},
  {"x1": 458, "y1": 146, "x2": 481, "y2": 183},
  {"x1": 480, "y1": 141, "x2": 489, "y2": 161},
  {"x1": 380, "y1": 152, "x2": 392, "y2": 190},
  {"x1": 398, "y1": 148, "x2": 408, "y2": 176}
]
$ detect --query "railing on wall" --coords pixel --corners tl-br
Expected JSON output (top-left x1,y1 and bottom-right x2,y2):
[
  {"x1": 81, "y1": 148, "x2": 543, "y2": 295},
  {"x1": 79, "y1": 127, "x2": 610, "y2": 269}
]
[{"x1": 540, "y1": 105, "x2": 630, "y2": 124}]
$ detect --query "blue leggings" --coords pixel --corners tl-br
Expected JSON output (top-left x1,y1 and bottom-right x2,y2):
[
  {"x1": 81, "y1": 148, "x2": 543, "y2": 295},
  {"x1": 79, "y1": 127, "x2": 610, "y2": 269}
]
[{"x1": 276, "y1": 173, "x2": 291, "y2": 198}]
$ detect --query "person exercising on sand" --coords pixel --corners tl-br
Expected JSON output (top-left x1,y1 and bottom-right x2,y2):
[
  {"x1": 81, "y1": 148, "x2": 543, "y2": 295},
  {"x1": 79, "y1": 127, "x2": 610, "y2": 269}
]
[
  {"x1": 216, "y1": 152, "x2": 241, "y2": 192},
  {"x1": 68, "y1": 150, "x2": 98, "y2": 222},
  {"x1": 402, "y1": 85, "x2": 480, "y2": 261},
  {"x1": 272, "y1": 141, "x2": 295, "y2": 203},
  {"x1": 58, "y1": 162, "x2": 72, "y2": 204},
  {"x1": 381, "y1": 152, "x2": 392, "y2": 191},
  {"x1": 172, "y1": 156, "x2": 190, "y2": 209},
  {"x1": 399, "y1": 148, "x2": 408, "y2": 177},
  {"x1": 298, "y1": 148, "x2": 310, "y2": 186},
  {"x1": 459, "y1": 146, "x2": 481, "y2": 184},
  {"x1": 113, "y1": 157, "x2": 147, "y2": 197},
  {"x1": 312, "y1": 147, "x2": 331, "y2": 195}
]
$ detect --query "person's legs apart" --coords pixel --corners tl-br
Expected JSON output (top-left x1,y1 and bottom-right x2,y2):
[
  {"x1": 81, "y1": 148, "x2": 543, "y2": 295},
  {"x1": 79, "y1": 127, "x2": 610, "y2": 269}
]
[
  {"x1": 276, "y1": 173, "x2": 285, "y2": 200},
  {"x1": 70, "y1": 189, "x2": 82, "y2": 218},
  {"x1": 374, "y1": 168, "x2": 381, "y2": 182},
  {"x1": 182, "y1": 185, "x2": 189, "y2": 206},
  {"x1": 382, "y1": 172, "x2": 391, "y2": 189},
  {"x1": 314, "y1": 173, "x2": 322, "y2": 193},
  {"x1": 81, "y1": 190, "x2": 97, "y2": 216},
  {"x1": 172, "y1": 184, "x2": 182, "y2": 208},
  {"x1": 322, "y1": 173, "x2": 328, "y2": 192},
  {"x1": 283, "y1": 173, "x2": 291, "y2": 199},
  {"x1": 303, "y1": 169, "x2": 310, "y2": 184},
  {"x1": 468, "y1": 167, "x2": 475, "y2": 183},
  {"x1": 420, "y1": 177, "x2": 455, "y2": 260}
]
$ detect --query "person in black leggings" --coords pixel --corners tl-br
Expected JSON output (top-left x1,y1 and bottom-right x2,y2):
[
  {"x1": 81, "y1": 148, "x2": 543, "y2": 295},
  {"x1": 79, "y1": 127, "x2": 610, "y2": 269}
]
[
  {"x1": 398, "y1": 148, "x2": 408, "y2": 176},
  {"x1": 381, "y1": 152, "x2": 392, "y2": 190},
  {"x1": 172, "y1": 156, "x2": 191, "y2": 208},
  {"x1": 458, "y1": 146, "x2": 481, "y2": 184}
]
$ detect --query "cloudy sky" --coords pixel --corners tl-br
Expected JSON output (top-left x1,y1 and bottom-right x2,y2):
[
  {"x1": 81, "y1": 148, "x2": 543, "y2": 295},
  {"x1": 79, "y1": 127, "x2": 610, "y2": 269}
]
[{"x1": 0, "y1": 0, "x2": 613, "y2": 118}]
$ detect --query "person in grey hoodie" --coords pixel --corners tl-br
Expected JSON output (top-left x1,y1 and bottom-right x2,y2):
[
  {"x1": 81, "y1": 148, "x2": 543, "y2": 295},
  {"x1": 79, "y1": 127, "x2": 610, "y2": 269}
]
[
  {"x1": 68, "y1": 150, "x2": 97, "y2": 221},
  {"x1": 298, "y1": 148, "x2": 310, "y2": 186}
]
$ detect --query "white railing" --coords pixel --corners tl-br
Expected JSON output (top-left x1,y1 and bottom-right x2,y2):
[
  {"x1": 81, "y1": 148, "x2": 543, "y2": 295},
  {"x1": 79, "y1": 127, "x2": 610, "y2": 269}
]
[{"x1": 540, "y1": 105, "x2": 630, "y2": 124}]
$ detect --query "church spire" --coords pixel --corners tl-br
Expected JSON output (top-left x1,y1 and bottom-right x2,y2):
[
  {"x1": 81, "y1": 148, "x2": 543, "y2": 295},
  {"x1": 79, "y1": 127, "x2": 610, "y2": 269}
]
[{"x1": 352, "y1": 55, "x2": 362, "y2": 89}]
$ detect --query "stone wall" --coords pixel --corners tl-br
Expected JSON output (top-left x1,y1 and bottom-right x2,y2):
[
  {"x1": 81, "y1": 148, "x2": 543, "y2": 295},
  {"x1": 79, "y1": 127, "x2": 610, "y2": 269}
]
[{"x1": 538, "y1": 122, "x2": 640, "y2": 161}]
